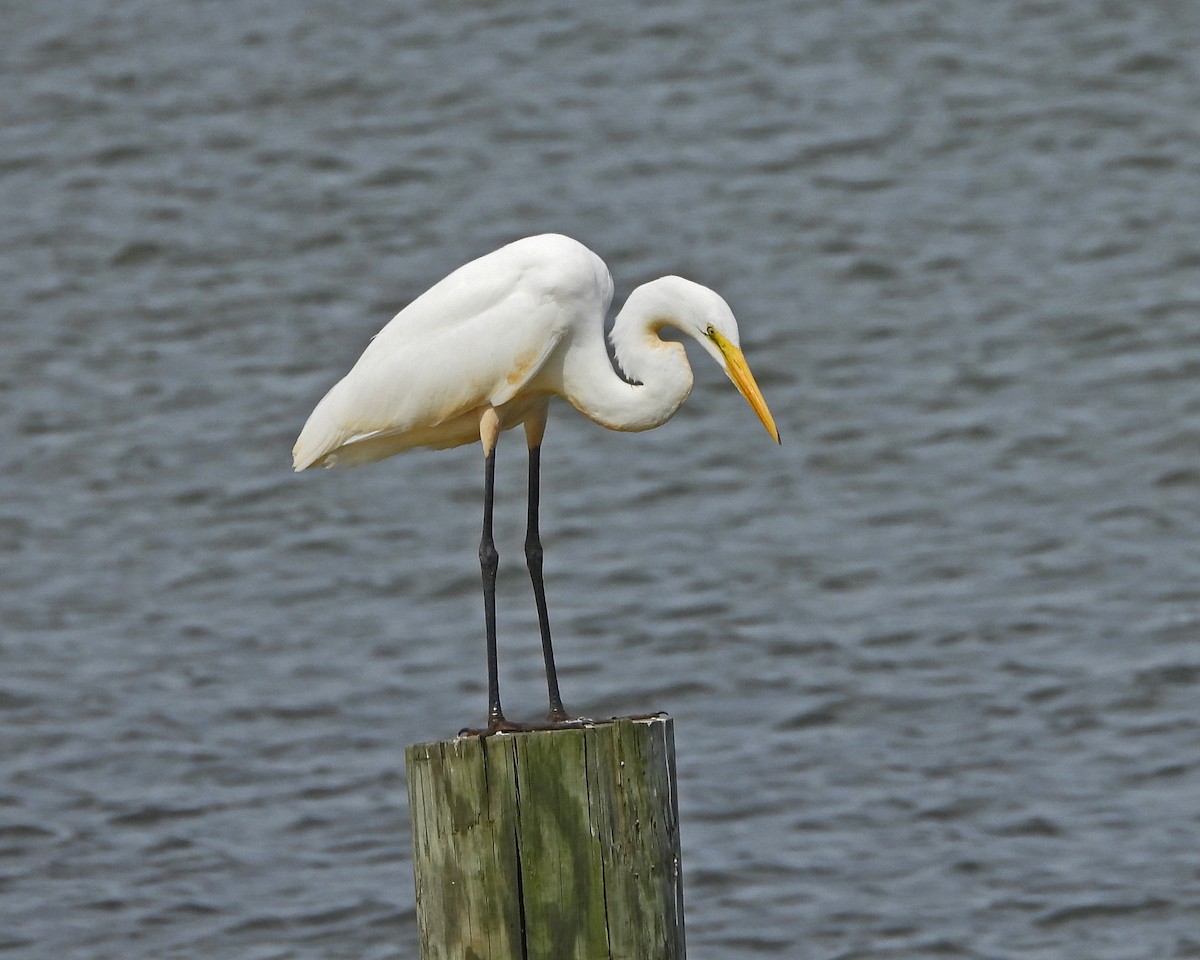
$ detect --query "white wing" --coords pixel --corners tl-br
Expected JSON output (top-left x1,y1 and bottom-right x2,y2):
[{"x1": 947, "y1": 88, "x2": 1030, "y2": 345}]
[{"x1": 293, "y1": 235, "x2": 611, "y2": 469}]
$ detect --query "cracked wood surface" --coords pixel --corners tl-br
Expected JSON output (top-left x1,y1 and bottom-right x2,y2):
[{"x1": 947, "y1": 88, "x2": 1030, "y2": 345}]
[{"x1": 406, "y1": 716, "x2": 685, "y2": 960}]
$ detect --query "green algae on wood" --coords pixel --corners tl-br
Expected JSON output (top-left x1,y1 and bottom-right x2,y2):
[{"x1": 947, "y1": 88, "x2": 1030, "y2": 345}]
[{"x1": 405, "y1": 715, "x2": 685, "y2": 960}]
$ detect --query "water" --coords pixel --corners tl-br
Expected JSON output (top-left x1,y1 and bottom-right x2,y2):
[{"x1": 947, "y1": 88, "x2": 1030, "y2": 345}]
[{"x1": 4, "y1": 1, "x2": 1200, "y2": 956}]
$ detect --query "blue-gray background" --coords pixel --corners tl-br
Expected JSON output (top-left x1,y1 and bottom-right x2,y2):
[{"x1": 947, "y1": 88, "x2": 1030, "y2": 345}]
[{"x1": 4, "y1": 1, "x2": 1199, "y2": 957}]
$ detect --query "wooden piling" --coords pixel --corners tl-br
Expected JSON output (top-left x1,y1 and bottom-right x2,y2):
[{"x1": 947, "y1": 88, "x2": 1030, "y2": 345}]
[{"x1": 405, "y1": 715, "x2": 685, "y2": 960}]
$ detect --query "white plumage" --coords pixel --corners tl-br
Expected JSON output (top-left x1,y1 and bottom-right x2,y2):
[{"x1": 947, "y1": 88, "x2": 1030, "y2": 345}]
[
  {"x1": 293, "y1": 234, "x2": 777, "y2": 471},
  {"x1": 292, "y1": 233, "x2": 778, "y2": 731}
]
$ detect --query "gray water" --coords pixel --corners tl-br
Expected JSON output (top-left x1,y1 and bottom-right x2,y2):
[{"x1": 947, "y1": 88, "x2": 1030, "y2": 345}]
[{"x1": 4, "y1": 1, "x2": 1200, "y2": 957}]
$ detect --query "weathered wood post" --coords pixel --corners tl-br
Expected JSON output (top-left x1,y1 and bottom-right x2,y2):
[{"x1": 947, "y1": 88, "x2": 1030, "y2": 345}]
[{"x1": 405, "y1": 714, "x2": 685, "y2": 959}]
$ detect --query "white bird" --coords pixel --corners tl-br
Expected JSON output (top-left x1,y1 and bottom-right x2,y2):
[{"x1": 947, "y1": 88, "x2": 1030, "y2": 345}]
[{"x1": 294, "y1": 234, "x2": 779, "y2": 733}]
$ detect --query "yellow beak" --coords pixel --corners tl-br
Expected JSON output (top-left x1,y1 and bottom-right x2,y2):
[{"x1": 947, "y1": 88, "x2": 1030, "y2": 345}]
[{"x1": 708, "y1": 328, "x2": 781, "y2": 444}]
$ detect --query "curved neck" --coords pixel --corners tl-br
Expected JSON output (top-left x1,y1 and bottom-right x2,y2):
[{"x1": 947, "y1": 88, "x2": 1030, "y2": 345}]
[{"x1": 559, "y1": 282, "x2": 695, "y2": 432}]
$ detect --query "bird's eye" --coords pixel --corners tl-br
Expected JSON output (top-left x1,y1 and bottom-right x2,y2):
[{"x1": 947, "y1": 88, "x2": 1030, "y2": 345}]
[{"x1": 705, "y1": 325, "x2": 716, "y2": 338}]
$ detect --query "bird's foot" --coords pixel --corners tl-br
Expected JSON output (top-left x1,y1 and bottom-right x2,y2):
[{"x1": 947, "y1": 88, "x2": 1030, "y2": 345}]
[{"x1": 457, "y1": 714, "x2": 593, "y2": 738}]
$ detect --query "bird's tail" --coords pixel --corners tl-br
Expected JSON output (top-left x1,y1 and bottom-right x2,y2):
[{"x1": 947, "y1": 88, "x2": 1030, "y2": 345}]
[{"x1": 292, "y1": 400, "x2": 341, "y2": 470}]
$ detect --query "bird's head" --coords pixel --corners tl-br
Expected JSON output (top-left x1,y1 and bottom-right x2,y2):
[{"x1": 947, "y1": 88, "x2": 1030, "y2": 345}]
[{"x1": 651, "y1": 277, "x2": 782, "y2": 444}]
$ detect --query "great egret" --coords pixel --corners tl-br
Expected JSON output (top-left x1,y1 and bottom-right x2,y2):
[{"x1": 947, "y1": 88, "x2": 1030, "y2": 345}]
[{"x1": 294, "y1": 234, "x2": 779, "y2": 733}]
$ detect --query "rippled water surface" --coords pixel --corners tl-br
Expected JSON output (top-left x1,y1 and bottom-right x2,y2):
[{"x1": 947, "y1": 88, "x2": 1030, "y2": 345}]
[{"x1": 4, "y1": 1, "x2": 1200, "y2": 957}]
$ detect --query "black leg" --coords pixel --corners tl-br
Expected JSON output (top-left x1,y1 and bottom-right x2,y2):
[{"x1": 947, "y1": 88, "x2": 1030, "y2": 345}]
[
  {"x1": 526, "y1": 445, "x2": 568, "y2": 722},
  {"x1": 480, "y1": 447, "x2": 504, "y2": 728}
]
